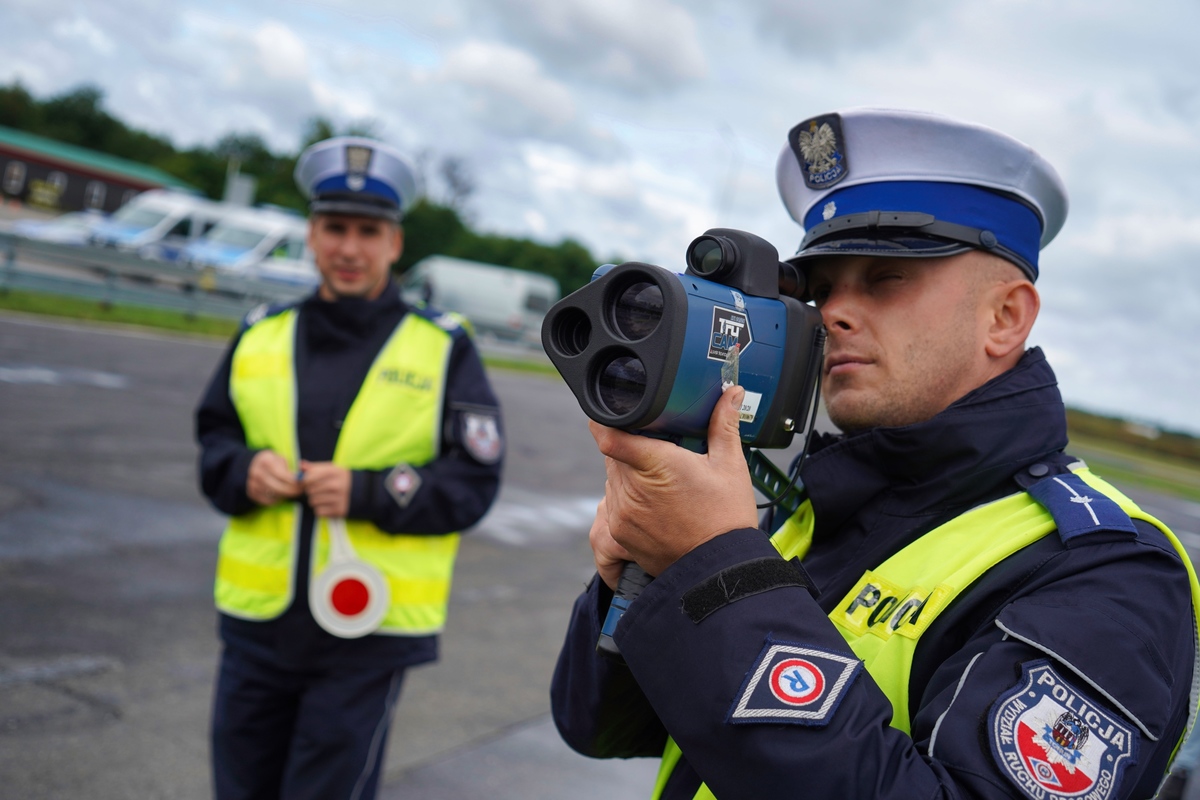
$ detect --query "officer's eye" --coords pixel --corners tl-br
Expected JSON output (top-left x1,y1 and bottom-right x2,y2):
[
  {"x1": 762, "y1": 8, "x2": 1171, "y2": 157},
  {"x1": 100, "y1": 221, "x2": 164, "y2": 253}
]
[{"x1": 870, "y1": 269, "x2": 905, "y2": 287}]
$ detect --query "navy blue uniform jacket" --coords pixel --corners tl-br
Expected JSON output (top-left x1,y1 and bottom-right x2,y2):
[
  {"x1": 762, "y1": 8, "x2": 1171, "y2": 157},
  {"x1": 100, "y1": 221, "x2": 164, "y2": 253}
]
[
  {"x1": 551, "y1": 348, "x2": 1195, "y2": 799},
  {"x1": 196, "y1": 283, "x2": 503, "y2": 669}
]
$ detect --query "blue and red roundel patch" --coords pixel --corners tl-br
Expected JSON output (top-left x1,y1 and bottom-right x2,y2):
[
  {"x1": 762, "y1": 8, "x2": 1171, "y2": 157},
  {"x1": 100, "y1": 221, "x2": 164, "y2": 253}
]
[
  {"x1": 769, "y1": 658, "x2": 826, "y2": 706},
  {"x1": 989, "y1": 660, "x2": 1137, "y2": 800},
  {"x1": 728, "y1": 637, "x2": 861, "y2": 726}
]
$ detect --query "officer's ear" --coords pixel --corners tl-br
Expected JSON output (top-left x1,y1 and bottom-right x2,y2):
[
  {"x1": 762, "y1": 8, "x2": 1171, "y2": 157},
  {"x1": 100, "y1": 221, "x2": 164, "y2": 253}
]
[
  {"x1": 983, "y1": 275, "x2": 1039, "y2": 361},
  {"x1": 391, "y1": 224, "x2": 404, "y2": 261}
]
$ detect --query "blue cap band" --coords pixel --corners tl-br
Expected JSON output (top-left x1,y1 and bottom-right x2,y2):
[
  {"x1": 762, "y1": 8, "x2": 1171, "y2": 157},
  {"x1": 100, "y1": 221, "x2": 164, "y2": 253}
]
[{"x1": 801, "y1": 181, "x2": 1044, "y2": 277}]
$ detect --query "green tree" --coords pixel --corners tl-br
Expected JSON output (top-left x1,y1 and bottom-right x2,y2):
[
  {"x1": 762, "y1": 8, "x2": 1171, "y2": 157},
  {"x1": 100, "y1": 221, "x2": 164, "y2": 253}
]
[
  {"x1": 396, "y1": 200, "x2": 469, "y2": 273},
  {"x1": 0, "y1": 83, "x2": 39, "y2": 131}
]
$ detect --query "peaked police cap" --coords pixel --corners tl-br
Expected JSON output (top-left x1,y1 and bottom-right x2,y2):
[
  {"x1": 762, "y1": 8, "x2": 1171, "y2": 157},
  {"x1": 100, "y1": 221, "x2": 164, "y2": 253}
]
[
  {"x1": 775, "y1": 108, "x2": 1068, "y2": 281},
  {"x1": 294, "y1": 136, "x2": 419, "y2": 221}
]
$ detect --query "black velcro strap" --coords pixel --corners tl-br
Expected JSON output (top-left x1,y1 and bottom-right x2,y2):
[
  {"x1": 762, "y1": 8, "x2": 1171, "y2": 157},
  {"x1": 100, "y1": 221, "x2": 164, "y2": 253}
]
[{"x1": 681, "y1": 557, "x2": 818, "y2": 624}]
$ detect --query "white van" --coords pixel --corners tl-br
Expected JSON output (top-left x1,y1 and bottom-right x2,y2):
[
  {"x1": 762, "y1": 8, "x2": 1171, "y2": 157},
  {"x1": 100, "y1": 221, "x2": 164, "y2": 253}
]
[
  {"x1": 181, "y1": 205, "x2": 317, "y2": 287},
  {"x1": 89, "y1": 189, "x2": 229, "y2": 261},
  {"x1": 399, "y1": 256, "x2": 561, "y2": 347}
]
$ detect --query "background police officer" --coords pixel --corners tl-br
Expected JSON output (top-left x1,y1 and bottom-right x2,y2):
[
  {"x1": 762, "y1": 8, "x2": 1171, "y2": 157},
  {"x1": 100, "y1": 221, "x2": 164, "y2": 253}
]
[
  {"x1": 551, "y1": 109, "x2": 1199, "y2": 799},
  {"x1": 196, "y1": 136, "x2": 503, "y2": 800}
]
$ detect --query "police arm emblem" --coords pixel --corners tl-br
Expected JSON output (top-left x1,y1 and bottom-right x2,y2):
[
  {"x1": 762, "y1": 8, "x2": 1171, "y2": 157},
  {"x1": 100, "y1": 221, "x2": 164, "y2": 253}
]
[{"x1": 989, "y1": 660, "x2": 1136, "y2": 800}]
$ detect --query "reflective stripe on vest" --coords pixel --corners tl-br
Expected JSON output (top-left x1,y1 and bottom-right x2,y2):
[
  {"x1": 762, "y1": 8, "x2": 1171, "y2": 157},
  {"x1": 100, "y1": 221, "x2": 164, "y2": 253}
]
[
  {"x1": 214, "y1": 307, "x2": 461, "y2": 635},
  {"x1": 652, "y1": 468, "x2": 1200, "y2": 800}
]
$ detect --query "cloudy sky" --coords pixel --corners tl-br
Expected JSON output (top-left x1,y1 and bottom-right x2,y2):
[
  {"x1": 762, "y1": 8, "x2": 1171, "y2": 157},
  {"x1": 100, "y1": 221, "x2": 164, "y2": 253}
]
[{"x1": 3, "y1": 0, "x2": 1199, "y2": 433}]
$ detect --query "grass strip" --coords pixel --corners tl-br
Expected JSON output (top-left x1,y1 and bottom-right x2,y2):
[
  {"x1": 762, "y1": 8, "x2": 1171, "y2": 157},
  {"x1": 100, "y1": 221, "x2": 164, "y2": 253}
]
[
  {"x1": 0, "y1": 287, "x2": 238, "y2": 337},
  {"x1": 1068, "y1": 433, "x2": 1200, "y2": 503}
]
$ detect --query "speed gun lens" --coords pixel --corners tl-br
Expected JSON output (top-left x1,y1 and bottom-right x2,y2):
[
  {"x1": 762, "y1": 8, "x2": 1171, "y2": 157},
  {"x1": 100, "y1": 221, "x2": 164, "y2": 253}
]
[
  {"x1": 596, "y1": 354, "x2": 646, "y2": 416},
  {"x1": 611, "y1": 281, "x2": 663, "y2": 341}
]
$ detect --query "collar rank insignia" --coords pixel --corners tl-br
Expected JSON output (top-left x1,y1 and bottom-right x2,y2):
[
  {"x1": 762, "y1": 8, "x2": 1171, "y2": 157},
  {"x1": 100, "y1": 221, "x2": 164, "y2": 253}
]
[
  {"x1": 345, "y1": 145, "x2": 373, "y2": 191},
  {"x1": 788, "y1": 113, "x2": 848, "y2": 190},
  {"x1": 727, "y1": 636, "x2": 861, "y2": 727},
  {"x1": 989, "y1": 660, "x2": 1137, "y2": 800}
]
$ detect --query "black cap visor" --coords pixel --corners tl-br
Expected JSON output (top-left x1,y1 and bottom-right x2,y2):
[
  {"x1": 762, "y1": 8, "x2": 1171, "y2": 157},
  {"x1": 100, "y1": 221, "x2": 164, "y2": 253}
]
[
  {"x1": 310, "y1": 192, "x2": 401, "y2": 222},
  {"x1": 787, "y1": 233, "x2": 973, "y2": 265},
  {"x1": 787, "y1": 210, "x2": 1036, "y2": 283}
]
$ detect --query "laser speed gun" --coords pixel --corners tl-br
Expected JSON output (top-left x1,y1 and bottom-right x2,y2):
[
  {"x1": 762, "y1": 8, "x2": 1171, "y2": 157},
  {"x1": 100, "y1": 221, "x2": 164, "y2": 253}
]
[
  {"x1": 541, "y1": 227, "x2": 824, "y2": 450},
  {"x1": 540, "y1": 229, "x2": 827, "y2": 660}
]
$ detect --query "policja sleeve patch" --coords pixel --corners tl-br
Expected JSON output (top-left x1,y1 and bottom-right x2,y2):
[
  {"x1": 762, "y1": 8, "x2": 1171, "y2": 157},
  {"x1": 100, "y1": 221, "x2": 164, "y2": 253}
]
[
  {"x1": 460, "y1": 410, "x2": 503, "y2": 465},
  {"x1": 988, "y1": 660, "x2": 1137, "y2": 800},
  {"x1": 726, "y1": 636, "x2": 861, "y2": 727}
]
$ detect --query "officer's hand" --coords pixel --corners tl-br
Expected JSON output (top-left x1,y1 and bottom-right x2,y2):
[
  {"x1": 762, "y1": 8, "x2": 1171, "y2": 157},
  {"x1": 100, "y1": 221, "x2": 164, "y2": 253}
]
[
  {"x1": 591, "y1": 385, "x2": 758, "y2": 578},
  {"x1": 247, "y1": 450, "x2": 302, "y2": 506},
  {"x1": 590, "y1": 496, "x2": 634, "y2": 591},
  {"x1": 300, "y1": 461, "x2": 352, "y2": 518}
]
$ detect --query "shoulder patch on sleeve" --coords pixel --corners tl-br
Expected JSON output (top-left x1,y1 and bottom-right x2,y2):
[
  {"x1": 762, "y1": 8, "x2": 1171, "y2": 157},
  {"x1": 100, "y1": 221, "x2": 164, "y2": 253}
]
[
  {"x1": 1026, "y1": 474, "x2": 1138, "y2": 544},
  {"x1": 726, "y1": 636, "x2": 861, "y2": 727},
  {"x1": 459, "y1": 408, "x2": 503, "y2": 464},
  {"x1": 988, "y1": 659, "x2": 1138, "y2": 800}
]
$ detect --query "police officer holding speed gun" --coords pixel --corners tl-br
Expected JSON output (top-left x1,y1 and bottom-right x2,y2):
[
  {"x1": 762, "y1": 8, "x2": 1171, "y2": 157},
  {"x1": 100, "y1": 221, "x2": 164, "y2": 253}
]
[
  {"x1": 196, "y1": 136, "x2": 503, "y2": 800},
  {"x1": 547, "y1": 109, "x2": 1200, "y2": 799}
]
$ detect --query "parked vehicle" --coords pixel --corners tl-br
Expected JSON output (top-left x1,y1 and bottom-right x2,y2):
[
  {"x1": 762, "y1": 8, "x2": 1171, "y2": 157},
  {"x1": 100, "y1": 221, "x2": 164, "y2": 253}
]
[
  {"x1": 398, "y1": 255, "x2": 560, "y2": 347},
  {"x1": 89, "y1": 189, "x2": 229, "y2": 260},
  {"x1": 5, "y1": 209, "x2": 106, "y2": 245},
  {"x1": 180, "y1": 205, "x2": 317, "y2": 288}
]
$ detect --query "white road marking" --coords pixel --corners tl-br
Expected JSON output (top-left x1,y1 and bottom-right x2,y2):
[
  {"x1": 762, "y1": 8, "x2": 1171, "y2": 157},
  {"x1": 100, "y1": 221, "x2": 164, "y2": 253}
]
[
  {"x1": 0, "y1": 364, "x2": 128, "y2": 389},
  {"x1": 471, "y1": 488, "x2": 600, "y2": 547},
  {"x1": 0, "y1": 655, "x2": 120, "y2": 687}
]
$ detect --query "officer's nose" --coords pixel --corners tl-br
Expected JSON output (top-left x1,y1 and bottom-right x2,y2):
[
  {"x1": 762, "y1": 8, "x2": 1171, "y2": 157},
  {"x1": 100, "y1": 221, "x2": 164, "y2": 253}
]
[
  {"x1": 816, "y1": 286, "x2": 858, "y2": 334},
  {"x1": 337, "y1": 229, "x2": 363, "y2": 260}
]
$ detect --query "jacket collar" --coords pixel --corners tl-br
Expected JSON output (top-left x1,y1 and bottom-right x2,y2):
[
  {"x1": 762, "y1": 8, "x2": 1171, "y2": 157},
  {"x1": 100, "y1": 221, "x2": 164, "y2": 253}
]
[{"x1": 800, "y1": 347, "x2": 1069, "y2": 540}]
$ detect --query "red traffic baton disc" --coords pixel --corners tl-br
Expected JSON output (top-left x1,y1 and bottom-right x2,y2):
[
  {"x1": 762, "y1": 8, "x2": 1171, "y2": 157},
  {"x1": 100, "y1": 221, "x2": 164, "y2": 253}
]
[{"x1": 311, "y1": 519, "x2": 390, "y2": 639}]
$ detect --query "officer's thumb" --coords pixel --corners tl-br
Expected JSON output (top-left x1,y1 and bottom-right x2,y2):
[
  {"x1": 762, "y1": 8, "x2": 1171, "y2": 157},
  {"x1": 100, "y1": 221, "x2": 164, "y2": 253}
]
[{"x1": 707, "y1": 385, "x2": 746, "y2": 464}]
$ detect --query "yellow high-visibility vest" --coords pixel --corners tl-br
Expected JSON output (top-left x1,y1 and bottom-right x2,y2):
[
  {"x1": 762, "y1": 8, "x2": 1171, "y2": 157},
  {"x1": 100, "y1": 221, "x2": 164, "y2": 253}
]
[
  {"x1": 653, "y1": 468, "x2": 1200, "y2": 799},
  {"x1": 214, "y1": 306, "x2": 461, "y2": 635}
]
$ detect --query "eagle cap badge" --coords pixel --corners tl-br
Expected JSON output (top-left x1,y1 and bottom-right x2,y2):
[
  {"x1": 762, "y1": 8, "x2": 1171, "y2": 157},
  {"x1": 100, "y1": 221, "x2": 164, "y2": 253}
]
[
  {"x1": 345, "y1": 144, "x2": 373, "y2": 192},
  {"x1": 789, "y1": 113, "x2": 848, "y2": 190}
]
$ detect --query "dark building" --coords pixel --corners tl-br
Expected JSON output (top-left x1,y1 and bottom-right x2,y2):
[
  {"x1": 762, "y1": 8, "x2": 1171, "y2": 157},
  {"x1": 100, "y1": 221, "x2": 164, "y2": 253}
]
[{"x1": 0, "y1": 124, "x2": 197, "y2": 214}]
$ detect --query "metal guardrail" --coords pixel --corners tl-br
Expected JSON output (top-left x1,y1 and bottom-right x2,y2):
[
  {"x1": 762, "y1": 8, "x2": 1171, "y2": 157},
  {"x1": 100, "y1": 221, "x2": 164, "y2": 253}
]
[
  {"x1": 0, "y1": 233, "x2": 554, "y2": 365},
  {"x1": 0, "y1": 233, "x2": 311, "y2": 319}
]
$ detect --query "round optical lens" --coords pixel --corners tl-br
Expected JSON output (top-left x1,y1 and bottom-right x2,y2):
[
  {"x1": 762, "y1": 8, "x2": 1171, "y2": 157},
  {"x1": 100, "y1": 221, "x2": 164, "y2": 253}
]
[
  {"x1": 551, "y1": 307, "x2": 591, "y2": 356},
  {"x1": 596, "y1": 356, "x2": 646, "y2": 417},
  {"x1": 689, "y1": 237, "x2": 725, "y2": 276},
  {"x1": 612, "y1": 281, "x2": 663, "y2": 340}
]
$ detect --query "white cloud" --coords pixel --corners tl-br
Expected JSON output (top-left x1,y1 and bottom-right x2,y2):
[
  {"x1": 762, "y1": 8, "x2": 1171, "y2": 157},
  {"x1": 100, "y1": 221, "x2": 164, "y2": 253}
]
[
  {"x1": 441, "y1": 40, "x2": 576, "y2": 128},
  {"x1": 468, "y1": 0, "x2": 707, "y2": 93},
  {"x1": 51, "y1": 16, "x2": 116, "y2": 56},
  {"x1": 253, "y1": 21, "x2": 310, "y2": 81}
]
